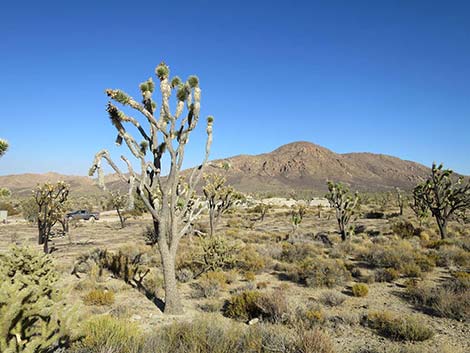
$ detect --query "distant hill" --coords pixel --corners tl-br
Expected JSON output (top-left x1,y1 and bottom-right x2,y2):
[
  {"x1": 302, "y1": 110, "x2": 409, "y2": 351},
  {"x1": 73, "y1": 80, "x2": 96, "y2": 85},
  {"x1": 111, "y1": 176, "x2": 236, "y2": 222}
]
[{"x1": 0, "y1": 141, "x2": 436, "y2": 197}]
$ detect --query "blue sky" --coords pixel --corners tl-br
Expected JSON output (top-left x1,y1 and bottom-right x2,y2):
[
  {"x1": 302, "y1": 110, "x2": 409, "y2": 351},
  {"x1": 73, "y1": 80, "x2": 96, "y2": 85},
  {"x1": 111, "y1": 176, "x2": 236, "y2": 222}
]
[{"x1": 1, "y1": 0, "x2": 469, "y2": 175}]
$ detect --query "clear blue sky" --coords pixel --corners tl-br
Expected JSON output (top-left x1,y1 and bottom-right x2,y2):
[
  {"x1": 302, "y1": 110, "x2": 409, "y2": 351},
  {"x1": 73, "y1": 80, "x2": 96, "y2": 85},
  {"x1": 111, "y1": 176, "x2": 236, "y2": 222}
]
[{"x1": 1, "y1": 0, "x2": 469, "y2": 175}]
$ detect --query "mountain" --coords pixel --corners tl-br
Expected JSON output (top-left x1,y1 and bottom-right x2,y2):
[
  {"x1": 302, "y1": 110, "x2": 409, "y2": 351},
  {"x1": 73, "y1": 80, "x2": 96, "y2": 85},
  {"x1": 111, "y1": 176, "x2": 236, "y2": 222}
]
[
  {"x1": 0, "y1": 141, "x2": 434, "y2": 197},
  {"x1": 203, "y1": 141, "x2": 431, "y2": 193}
]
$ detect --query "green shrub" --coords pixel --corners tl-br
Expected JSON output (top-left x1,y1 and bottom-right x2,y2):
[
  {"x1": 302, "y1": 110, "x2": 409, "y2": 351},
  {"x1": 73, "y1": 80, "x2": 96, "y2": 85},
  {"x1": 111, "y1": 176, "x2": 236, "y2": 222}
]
[
  {"x1": 367, "y1": 311, "x2": 433, "y2": 341},
  {"x1": 83, "y1": 289, "x2": 115, "y2": 306},
  {"x1": 75, "y1": 316, "x2": 142, "y2": 353},
  {"x1": 224, "y1": 290, "x2": 262, "y2": 321},
  {"x1": 236, "y1": 245, "x2": 266, "y2": 273},
  {"x1": 352, "y1": 283, "x2": 369, "y2": 297},
  {"x1": 0, "y1": 246, "x2": 73, "y2": 352},
  {"x1": 391, "y1": 219, "x2": 419, "y2": 238},
  {"x1": 197, "y1": 271, "x2": 228, "y2": 298},
  {"x1": 288, "y1": 258, "x2": 351, "y2": 288}
]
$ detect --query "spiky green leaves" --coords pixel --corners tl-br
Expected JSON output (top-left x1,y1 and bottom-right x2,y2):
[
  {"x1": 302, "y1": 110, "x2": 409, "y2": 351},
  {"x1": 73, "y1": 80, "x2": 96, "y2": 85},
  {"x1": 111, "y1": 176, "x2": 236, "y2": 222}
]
[
  {"x1": 177, "y1": 83, "x2": 191, "y2": 101},
  {"x1": 171, "y1": 76, "x2": 182, "y2": 89},
  {"x1": 207, "y1": 116, "x2": 214, "y2": 124},
  {"x1": 106, "y1": 103, "x2": 125, "y2": 131},
  {"x1": 187, "y1": 75, "x2": 199, "y2": 88},
  {"x1": 0, "y1": 139, "x2": 8, "y2": 158},
  {"x1": 106, "y1": 89, "x2": 130, "y2": 105},
  {"x1": 139, "y1": 77, "x2": 155, "y2": 93},
  {"x1": 155, "y1": 62, "x2": 170, "y2": 80}
]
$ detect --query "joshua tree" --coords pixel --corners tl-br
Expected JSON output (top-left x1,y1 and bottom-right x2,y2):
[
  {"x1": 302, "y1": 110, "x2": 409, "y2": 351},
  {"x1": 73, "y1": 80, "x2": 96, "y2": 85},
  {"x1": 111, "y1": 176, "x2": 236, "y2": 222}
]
[
  {"x1": 0, "y1": 139, "x2": 8, "y2": 158},
  {"x1": 395, "y1": 187, "x2": 405, "y2": 216},
  {"x1": 108, "y1": 191, "x2": 129, "y2": 228},
  {"x1": 290, "y1": 204, "x2": 306, "y2": 236},
  {"x1": 203, "y1": 173, "x2": 237, "y2": 237},
  {"x1": 89, "y1": 62, "x2": 213, "y2": 314},
  {"x1": 413, "y1": 163, "x2": 470, "y2": 239},
  {"x1": 325, "y1": 181, "x2": 359, "y2": 241},
  {"x1": 34, "y1": 182, "x2": 70, "y2": 253}
]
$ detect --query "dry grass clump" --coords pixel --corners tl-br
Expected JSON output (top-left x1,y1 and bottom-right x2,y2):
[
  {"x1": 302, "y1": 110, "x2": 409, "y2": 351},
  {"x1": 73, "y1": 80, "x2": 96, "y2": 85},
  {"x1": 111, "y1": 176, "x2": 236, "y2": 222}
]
[
  {"x1": 351, "y1": 283, "x2": 369, "y2": 297},
  {"x1": 406, "y1": 275, "x2": 470, "y2": 321},
  {"x1": 375, "y1": 268, "x2": 399, "y2": 282},
  {"x1": 436, "y1": 245, "x2": 470, "y2": 268},
  {"x1": 82, "y1": 289, "x2": 115, "y2": 306},
  {"x1": 287, "y1": 258, "x2": 351, "y2": 288},
  {"x1": 196, "y1": 271, "x2": 229, "y2": 298},
  {"x1": 278, "y1": 242, "x2": 321, "y2": 263},
  {"x1": 72, "y1": 315, "x2": 142, "y2": 353},
  {"x1": 319, "y1": 290, "x2": 347, "y2": 307},
  {"x1": 142, "y1": 317, "x2": 336, "y2": 353},
  {"x1": 366, "y1": 311, "x2": 434, "y2": 341}
]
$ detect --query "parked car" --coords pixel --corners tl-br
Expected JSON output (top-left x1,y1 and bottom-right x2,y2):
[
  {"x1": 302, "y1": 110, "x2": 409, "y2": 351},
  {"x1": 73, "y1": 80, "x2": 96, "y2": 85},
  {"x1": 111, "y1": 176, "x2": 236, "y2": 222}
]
[{"x1": 66, "y1": 210, "x2": 100, "y2": 221}]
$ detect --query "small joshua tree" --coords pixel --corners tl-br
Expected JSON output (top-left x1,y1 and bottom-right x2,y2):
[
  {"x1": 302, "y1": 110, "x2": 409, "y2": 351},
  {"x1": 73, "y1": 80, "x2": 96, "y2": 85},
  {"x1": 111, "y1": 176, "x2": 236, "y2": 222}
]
[
  {"x1": 0, "y1": 139, "x2": 8, "y2": 158},
  {"x1": 325, "y1": 181, "x2": 359, "y2": 241},
  {"x1": 290, "y1": 204, "x2": 306, "y2": 236},
  {"x1": 395, "y1": 187, "x2": 405, "y2": 216},
  {"x1": 89, "y1": 62, "x2": 213, "y2": 314},
  {"x1": 108, "y1": 191, "x2": 129, "y2": 228},
  {"x1": 34, "y1": 182, "x2": 70, "y2": 253},
  {"x1": 413, "y1": 163, "x2": 470, "y2": 239},
  {"x1": 203, "y1": 173, "x2": 238, "y2": 237},
  {"x1": 0, "y1": 246, "x2": 73, "y2": 352}
]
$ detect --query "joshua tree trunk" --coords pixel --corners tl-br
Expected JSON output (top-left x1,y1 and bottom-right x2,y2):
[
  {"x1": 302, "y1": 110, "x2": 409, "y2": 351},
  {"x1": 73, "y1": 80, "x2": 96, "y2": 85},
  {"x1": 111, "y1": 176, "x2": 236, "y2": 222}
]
[
  {"x1": 116, "y1": 208, "x2": 125, "y2": 229},
  {"x1": 209, "y1": 211, "x2": 215, "y2": 237},
  {"x1": 436, "y1": 217, "x2": 447, "y2": 239}
]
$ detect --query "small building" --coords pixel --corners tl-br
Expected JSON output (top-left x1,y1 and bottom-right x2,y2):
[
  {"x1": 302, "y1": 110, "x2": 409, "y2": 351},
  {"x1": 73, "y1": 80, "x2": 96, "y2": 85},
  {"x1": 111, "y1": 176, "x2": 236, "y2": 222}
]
[{"x1": 0, "y1": 210, "x2": 7, "y2": 223}]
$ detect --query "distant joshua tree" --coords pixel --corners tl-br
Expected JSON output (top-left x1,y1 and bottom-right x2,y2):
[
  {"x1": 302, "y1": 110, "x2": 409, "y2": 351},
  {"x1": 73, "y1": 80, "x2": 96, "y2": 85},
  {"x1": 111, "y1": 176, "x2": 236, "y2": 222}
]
[
  {"x1": 203, "y1": 173, "x2": 239, "y2": 237},
  {"x1": 108, "y1": 191, "x2": 129, "y2": 229},
  {"x1": 89, "y1": 62, "x2": 213, "y2": 314},
  {"x1": 0, "y1": 139, "x2": 8, "y2": 158},
  {"x1": 413, "y1": 163, "x2": 470, "y2": 239},
  {"x1": 395, "y1": 187, "x2": 405, "y2": 216},
  {"x1": 34, "y1": 182, "x2": 70, "y2": 253},
  {"x1": 325, "y1": 181, "x2": 359, "y2": 241}
]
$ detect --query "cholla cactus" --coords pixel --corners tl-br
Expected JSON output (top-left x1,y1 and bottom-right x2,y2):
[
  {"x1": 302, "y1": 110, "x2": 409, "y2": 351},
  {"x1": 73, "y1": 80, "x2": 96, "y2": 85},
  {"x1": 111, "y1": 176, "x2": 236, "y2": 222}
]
[
  {"x1": 89, "y1": 62, "x2": 213, "y2": 314},
  {"x1": 203, "y1": 173, "x2": 238, "y2": 237},
  {"x1": 0, "y1": 139, "x2": 8, "y2": 158},
  {"x1": 34, "y1": 182, "x2": 70, "y2": 253},
  {"x1": 413, "y1": 163, "x2": 470, "y2": 239},
  {"x1": 0, "y1": 246, "x2": 73, "y2": 352},
  {"x1": 325, "y1": 181, "x2": 359, "y2": 241}
]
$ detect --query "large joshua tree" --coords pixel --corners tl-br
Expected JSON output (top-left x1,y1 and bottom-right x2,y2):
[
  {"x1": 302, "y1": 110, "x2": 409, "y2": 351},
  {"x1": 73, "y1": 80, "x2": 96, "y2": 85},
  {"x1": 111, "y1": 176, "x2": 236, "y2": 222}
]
[
  {"x1": 89, "y1": 62, "x2": 213, "y2": 314},
  {"x1": 413, "y1": 163, "x2": 470, "y2": 239}
]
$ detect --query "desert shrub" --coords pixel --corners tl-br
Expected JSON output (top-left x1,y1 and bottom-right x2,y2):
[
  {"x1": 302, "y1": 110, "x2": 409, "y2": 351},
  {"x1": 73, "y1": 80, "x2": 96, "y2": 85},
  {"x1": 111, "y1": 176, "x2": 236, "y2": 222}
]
[
  {"x1": 0, "y1": 201, "x2": 20, "y2": 216},
  {"x1": 176, "y1": 267, "x2": 194, "y2": 282},
  {"x1": 74, "y1": 315, "x2": 142, "y2": 353},
  {"x1": 406, "y1": 281, "x2": 470, "y2": 321},
  {"x1": 279, "y1": 242, "x2": 320, "y2": 263},
  {"x1": 142, "y1": 317, "x2": 336, "y2": 353},
  {"x1": 352, "y1": 283, "x2": 369, "y2": 297},
  {"x1": 255, "y1": 290, "x2": 291, "y2": 324},
  {"x1": 375, "y1": 268, "x2": 399, "y2": 282},
  {"x1": 198, "y1": 300, "x2": 224, "y2": 313},
  {"x1": 83, "y1": 289, "x2": 115, "y2": 306},
  {"x1": 224, "y1": 290, "x2": 262, "y2": 321},
  {"x1": 0, "y1": 246, "x2": 73, "y2": 352},
  {"x1": 367, "y1": 311, "x2": 433, "y2": 341},
  {"x1": 288, "y1": 258, "x2": 351, "y2": 288},
  {"x1": 319, "y1": 290, "x2": 347, "y2": 307},
  {"x1": 243, "y1": 271, "x2": 256, "y2": 282},
  {"x1": 197, "y1": 271, "x2": 228, "y2": 298},
  {"x1": 294, "y1": 304, "x2": 326, "y2": 328},
  {"x1": 236, "y1": 245, "x2": 267, "y2": 273},
  {"x1": 391, "y1": 219, "x2": 419, "y2": 238},
  {"x1": 436, "y1": 245, "x2": 470, "y2": 268},
  {"x1": 401, "y1": 263, "x2": 422, "y2": 278}
]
